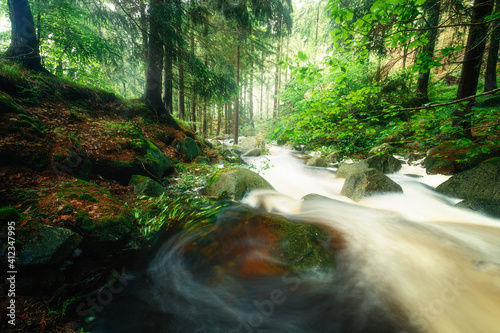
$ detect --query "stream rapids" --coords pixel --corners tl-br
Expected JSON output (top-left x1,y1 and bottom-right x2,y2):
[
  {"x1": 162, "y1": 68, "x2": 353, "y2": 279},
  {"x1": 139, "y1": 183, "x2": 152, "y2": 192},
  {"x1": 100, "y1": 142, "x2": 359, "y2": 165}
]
[{"x1": 92, "y1": 147, "x2": 500, "y2": 333}]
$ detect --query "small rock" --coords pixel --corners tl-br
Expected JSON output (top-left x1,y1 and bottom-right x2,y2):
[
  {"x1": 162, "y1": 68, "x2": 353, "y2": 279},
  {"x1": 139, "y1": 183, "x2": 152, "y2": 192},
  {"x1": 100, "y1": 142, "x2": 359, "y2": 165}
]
[{"x1": 306, "y1": 156, "x2": 328, "y2": 167}]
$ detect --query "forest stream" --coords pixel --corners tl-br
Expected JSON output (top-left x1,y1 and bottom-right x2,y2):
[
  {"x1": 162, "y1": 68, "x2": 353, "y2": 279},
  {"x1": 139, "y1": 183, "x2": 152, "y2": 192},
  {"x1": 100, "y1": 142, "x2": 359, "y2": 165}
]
[{"x1": 90, "y1": 146, "x2": 500, "y2": 333}]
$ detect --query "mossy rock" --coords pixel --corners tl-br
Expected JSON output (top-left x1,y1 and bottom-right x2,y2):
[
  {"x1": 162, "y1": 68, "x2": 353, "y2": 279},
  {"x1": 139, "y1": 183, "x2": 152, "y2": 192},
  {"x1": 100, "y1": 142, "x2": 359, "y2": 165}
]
[
  {"x1": 161, "y1": 196, "x2": 336, "y2": 276},
  {"x1": 456, "y1": 199, "x2": 500, "y2": 219},
  {"x1": 75, "y1": 211, "x2": 133, "y2": 247},
  {"x1": 0, "y1": 91, "x2": 24, "y2": 114},
  {"x1": 52, "y1": 145, "x2": 92, "y2": 181},
  {"x1": 129, "y1": 175, "x2": 166, "y2": 197},
  {"x1": 206, "y1": 168, "x2": 275, "y2": 200},
  {"x1": 435, "y1": 158, "x2": 500, "y2": 201},
  {"x1": 3, "y1": 225, "x2": 83, "y2": 266},
  {"x1": 7, "y1": 113, "x2": 46, "y2": 139},
  {"x1": 180, "y1": 137, "x2": 202, "y2": 161},
  {"x1": 166, "y1": 199, "x2": 336, "y2": 277},
  {"x1": 92, "y1": 140, "x2": 174, "y2": 185},
  {"x1": 365, "y1": 154, "x2": 402, "y2": 174}
]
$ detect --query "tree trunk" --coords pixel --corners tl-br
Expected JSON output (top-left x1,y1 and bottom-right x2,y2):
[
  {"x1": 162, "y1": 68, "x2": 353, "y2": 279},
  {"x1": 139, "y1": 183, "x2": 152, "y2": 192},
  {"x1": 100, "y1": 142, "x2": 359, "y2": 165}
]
[
  {"x1": 273, "y1": 37, "x2": 281, "y2": 119},
  {"x1": 145, "y1": 0, "x2": 180, "y2": 129},
  {"x1": 217, "y1": 104, "x2": 222, "y2": 136},
  {"x1": 485, "y1": 0, "x2": 500, "y2": 91},
  {"x1": 454, "y1": 0, "x2": 493, "y2": 138},
  {"x1": 260, "y1": 50, "x2": 265, "y2": 120},
  {"x1": 163, "y1": 44, "x2": 174, "y2": 114},
  {"x1": 191, "y1": 94, "x2": 197, "y2": 132},
  {"x1": 234, "y1": 40, "x2": 241, "y2": 145},
  {"x1": 249, "y1": 58, "x2": 254, "y2": 128},
  {"x1": 178, "y1": 50, "x2": 185, "y2": 119},
  {"x1": 202, "y1": 99, "x2": 207, "y2": 138},
  {"x1": 416, "y1": 0, "x2": 442, "y2": 103},
  {"x1": 5, "y1": 0, "x2": 45, "y2": 72}
]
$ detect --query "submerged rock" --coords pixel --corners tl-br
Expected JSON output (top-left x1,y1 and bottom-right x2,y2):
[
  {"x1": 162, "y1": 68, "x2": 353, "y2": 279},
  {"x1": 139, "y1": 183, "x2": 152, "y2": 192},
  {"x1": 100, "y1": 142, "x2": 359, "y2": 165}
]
[
  {"x1": 206, "y1": 167, "x2": 275, "y2": 200},
  {"x1": 340, "y1": 168, "x2": 403, "y2": 201}
]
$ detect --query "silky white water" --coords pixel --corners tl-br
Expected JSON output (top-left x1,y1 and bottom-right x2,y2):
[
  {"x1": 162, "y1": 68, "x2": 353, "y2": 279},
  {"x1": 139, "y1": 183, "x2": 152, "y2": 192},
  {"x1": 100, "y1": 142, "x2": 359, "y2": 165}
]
[{"x1": 243, "y1": 147, "x2": 500, "y2": 333}]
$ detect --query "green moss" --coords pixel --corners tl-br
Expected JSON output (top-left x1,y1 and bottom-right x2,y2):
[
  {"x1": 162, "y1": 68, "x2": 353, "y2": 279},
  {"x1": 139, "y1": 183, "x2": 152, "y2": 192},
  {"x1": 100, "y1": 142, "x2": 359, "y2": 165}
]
[
  {"x1": 129, "y1": 175, "x2": 148, "y2": 185},
  {"x1": 61, "y1": 204, "x2": 75, "y2": 214},
  {"x1": 78, "y1": 193, "x2": 99, "y2": 202},
  {"x1": 126, "y1": 137, "x2": 149, "y2": 154},
  {"x1": 75, "y1": 211, "x2": 91, "y2": 226},
  {"x1": 0, "y1": 91, "x2": 24, "y2": 114},
  {"x1": 0, "y1": 206, "x2": 20, "y2": 224}
]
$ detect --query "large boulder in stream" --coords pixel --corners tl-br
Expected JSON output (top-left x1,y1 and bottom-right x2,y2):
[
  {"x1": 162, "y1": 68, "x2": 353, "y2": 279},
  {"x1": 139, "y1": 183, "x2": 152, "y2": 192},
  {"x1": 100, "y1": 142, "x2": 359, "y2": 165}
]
[
  {"x1": 336, "y1": 161, "x2": 369, "y2": 178},
  {"x1": 164, "y1": 196, "x2": 337, "y2": 277},
  {"x1": 365, "y1": 154, "x2": 402, "y2": 174},
  {"x1": 456, "y1": 199, "x2": 500, "y2": 218},
  {"x1": 206, "y1": 167, "x2": 275, "y2": 200},
  {"x1": 435, "y1": 158, "x2": 500, "y2": 202},
  {"x1": 242, "y1": 148, "x2": 262, "y2": 157},
  {"x1": 340, "y1": 168, "x2": 403, "y2": 202},
  {"x1": 235, "y1": 137, "x2": 264, "y2": 155}
]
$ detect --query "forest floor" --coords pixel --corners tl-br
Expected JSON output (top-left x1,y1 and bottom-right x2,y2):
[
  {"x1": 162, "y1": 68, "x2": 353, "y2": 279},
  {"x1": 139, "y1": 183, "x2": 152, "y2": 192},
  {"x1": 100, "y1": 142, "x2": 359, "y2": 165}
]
[{"x1": 0, "y1": 61, "x2": 221, "y2": 332}]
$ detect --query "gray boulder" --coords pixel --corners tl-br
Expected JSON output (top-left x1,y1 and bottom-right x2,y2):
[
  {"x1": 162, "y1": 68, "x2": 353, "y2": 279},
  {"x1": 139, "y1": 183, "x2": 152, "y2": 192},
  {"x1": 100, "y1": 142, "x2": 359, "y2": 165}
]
[
  {"x1": 340, "y1": 168, "x2": 403, "y2": 202},
  {"x1": 324, "y1": 152, "x2": 341, "y2": 164},
  {"x1": 235, "y1": 137, "x2": 264, "y2": 155},
  {"x1": 223, "y1": 149, "x2": 245, "y2": 163},
  {"x1": 306, "y1": 156, "x2": 328, "y2": 167},
  {"x1": 456, "y1": 199, "x2": 500, "y2": 219},
  {"x1": 242, "y1": 148, "x2": 263, "y2": 157},
  {"x1": 206, "y1": 168, "x2": 275, "y2": 200},
  {"x1": 336, "y1": 161, "x2": 369, "y2": 178},
  {"x1": 14, "y1": 226, "x2": 82, "y2": 266},
  {"x1": 435, "y1": 158, "x2": 500, "y2": 201},
  {"x1": 369, "y1": 143, "x2": 394, "y2": 155},
  {"x1": 365, "y1": 154, "x2": 402, "y2": 174},
  {"x1": 424, "y1": 156, "x2": 456, "y2": 175},
  {"x1": 180, "y1": 137, "x2": 202, "y2": 161}
]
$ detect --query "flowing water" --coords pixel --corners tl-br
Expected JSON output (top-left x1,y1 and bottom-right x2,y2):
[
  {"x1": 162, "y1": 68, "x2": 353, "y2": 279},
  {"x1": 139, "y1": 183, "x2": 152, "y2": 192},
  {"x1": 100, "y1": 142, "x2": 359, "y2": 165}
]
[{"x1": 93, "y1": 146, "x2": 500, "y2": 333}]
